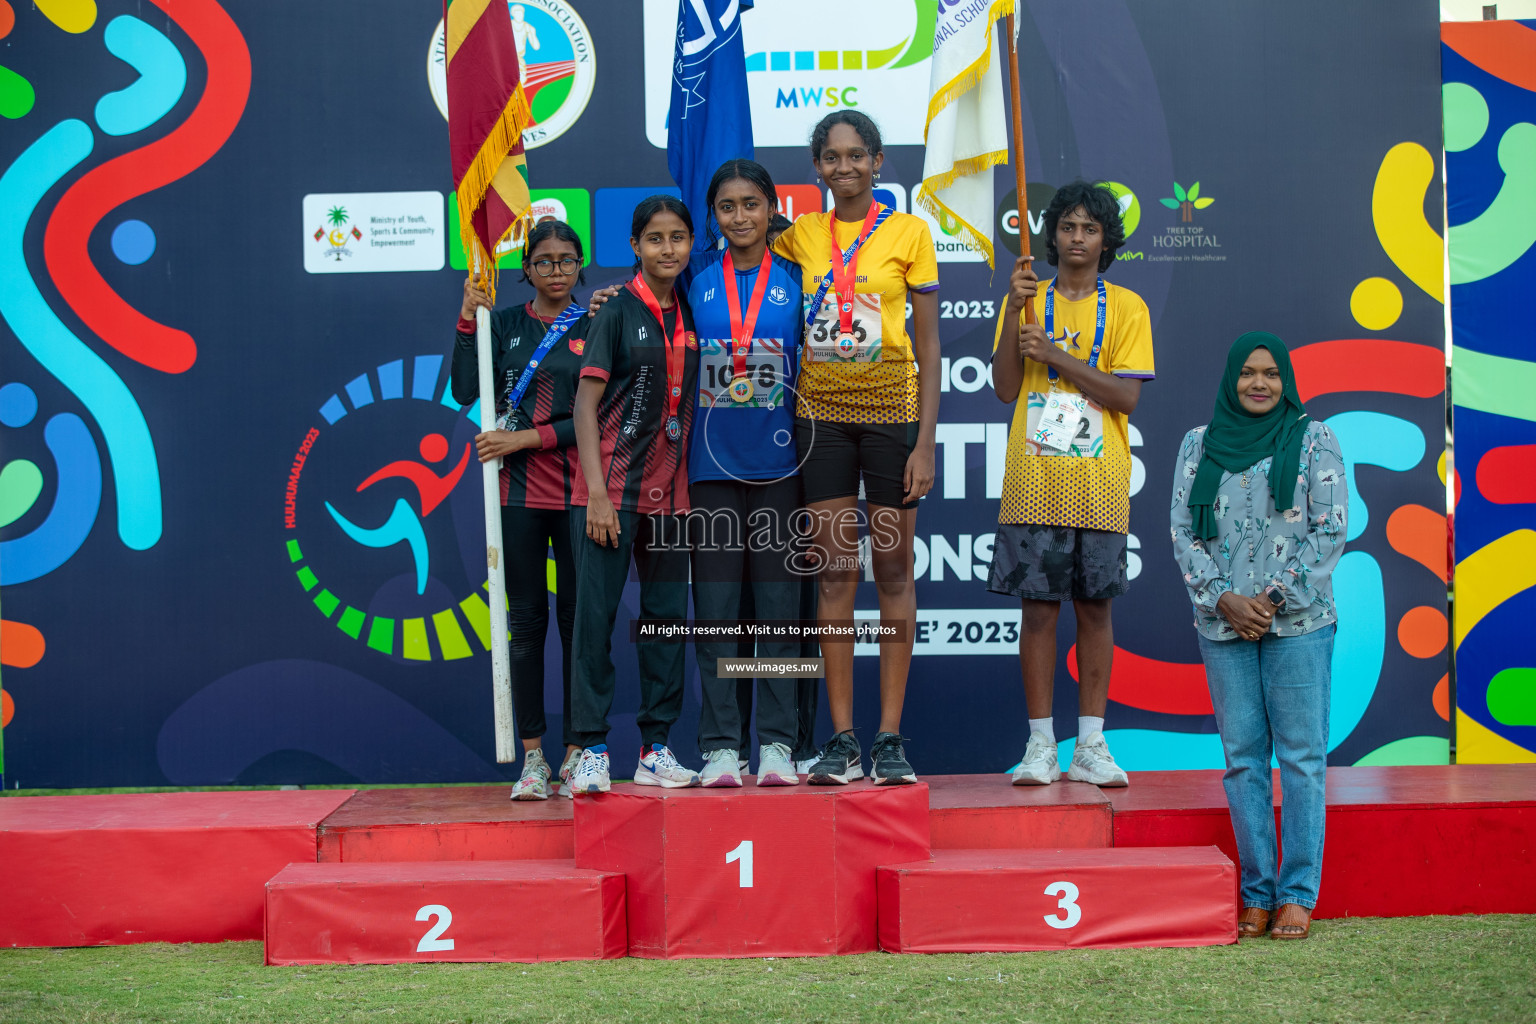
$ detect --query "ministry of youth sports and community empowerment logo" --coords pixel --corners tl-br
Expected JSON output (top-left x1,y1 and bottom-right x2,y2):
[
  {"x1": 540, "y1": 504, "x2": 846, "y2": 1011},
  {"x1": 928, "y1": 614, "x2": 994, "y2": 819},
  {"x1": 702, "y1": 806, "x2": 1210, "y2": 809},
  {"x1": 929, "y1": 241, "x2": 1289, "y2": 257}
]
[
  {"x1": 283, "y1": 356, "x2": 505, "y2": 663},
  {"x1": 428, "y1": 0, "x2": 595, "y2": 148}
]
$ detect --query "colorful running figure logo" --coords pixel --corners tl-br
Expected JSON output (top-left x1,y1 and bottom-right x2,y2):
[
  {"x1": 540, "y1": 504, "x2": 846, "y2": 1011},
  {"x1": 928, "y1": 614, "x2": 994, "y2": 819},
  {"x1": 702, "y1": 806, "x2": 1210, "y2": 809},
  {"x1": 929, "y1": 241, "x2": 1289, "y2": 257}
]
[{"x1": 324, "y1": 432, "x2": 470, "y2": 596}]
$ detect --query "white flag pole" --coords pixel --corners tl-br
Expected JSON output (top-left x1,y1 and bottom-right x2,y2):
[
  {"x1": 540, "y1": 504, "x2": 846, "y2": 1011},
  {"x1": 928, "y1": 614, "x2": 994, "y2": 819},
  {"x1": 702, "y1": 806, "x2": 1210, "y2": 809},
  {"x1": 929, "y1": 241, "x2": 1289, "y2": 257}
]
[{"x1": 474, "y1": 248, "x2": 518, "y2": 763}]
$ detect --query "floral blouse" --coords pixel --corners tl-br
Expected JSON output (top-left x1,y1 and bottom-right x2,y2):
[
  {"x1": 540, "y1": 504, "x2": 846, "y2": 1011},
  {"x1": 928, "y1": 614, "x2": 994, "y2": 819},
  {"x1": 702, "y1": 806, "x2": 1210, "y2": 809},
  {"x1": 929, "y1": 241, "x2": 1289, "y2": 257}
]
[{"x1": 1169, "y1": 420, "x2": 1348, "y2": 640}]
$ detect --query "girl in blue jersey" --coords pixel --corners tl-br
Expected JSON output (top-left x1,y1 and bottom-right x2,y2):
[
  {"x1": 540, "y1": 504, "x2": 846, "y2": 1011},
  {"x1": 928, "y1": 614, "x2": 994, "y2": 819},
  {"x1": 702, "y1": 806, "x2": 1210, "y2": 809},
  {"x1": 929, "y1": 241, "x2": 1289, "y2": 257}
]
[{"x1": 685, "y1": 160, "x2": 808, "y2": 787}]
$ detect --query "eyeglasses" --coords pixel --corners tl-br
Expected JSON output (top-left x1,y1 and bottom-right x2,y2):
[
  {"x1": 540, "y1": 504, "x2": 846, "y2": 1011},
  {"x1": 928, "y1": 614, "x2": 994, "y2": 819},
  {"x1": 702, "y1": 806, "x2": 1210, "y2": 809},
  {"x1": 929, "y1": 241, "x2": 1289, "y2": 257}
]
[{"x1": 531, "y1": 257, "x2": 580, "y2": 277}]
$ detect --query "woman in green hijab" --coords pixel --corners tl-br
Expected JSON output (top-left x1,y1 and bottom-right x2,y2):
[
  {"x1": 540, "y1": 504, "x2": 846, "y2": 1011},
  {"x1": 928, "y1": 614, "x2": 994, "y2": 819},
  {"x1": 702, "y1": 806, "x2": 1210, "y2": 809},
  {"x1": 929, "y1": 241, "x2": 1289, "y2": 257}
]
[{"x1": 1170, "y1": 331, "x2": 1349, "y2": 941}]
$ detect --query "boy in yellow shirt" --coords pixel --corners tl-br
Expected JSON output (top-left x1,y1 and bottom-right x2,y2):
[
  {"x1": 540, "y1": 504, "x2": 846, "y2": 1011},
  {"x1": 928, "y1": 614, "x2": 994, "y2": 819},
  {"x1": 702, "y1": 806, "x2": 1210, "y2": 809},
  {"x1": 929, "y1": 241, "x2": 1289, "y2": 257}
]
[{"x1": 989, "y1": 180, "x2": 1155, "y2": 787}]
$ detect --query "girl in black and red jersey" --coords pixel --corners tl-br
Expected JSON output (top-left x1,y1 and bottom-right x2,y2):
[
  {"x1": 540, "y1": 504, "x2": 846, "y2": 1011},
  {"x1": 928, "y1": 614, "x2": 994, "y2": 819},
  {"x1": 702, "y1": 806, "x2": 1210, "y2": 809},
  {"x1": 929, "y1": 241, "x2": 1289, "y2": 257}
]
[
  {"x1": 452, "y1": 219, "x2": 591, "y2": 802},
  {"x1": 567, "y1": 195, "x2": 702, "y2": 796}
]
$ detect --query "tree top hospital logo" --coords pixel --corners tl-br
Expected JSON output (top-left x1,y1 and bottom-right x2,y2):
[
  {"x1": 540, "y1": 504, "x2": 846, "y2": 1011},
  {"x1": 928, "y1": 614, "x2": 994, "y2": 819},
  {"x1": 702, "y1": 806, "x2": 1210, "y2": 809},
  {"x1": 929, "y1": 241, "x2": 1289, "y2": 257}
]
[
  {"x1": 642, "y1": 0, "x2": 935, "y2": 148},
  {"x1": 429, "y1": 0, "x2": 596, "y2": 149},
  {"x1": 283, "y1": 356, "x2": 497, "y2": 662}
]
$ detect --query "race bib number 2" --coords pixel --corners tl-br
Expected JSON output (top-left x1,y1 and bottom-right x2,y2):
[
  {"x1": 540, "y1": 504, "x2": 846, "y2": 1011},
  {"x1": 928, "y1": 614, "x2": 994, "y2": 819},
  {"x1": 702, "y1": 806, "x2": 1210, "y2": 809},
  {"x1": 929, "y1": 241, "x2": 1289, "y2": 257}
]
[
  {"x1": 805, "y1": 293, "x2": 882, "y2": 363},
  {"x1": 1023, "y1": 391, "x2": 1105, "y2": 458},
  {"x1": 698, "y1": 339, "x2": 786, "y2": 409}
]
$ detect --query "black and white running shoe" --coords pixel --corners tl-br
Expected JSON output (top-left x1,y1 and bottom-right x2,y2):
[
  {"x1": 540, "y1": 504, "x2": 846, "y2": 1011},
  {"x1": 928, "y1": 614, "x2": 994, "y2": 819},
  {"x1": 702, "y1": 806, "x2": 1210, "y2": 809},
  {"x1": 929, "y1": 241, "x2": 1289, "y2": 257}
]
[
  {"x1": 870, "y1": 732, "x2": 916, "y2": 785},
  {"x1": 807, "y1": 731, "x2": 863, "y2": 785}
]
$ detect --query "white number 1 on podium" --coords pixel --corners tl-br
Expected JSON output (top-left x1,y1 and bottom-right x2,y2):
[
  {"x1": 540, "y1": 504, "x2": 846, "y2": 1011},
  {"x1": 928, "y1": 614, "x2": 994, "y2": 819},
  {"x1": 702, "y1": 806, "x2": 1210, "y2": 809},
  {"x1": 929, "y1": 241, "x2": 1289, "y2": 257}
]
[{"x1": 726, "y1": 840, "x2": 754, "y2": 887}]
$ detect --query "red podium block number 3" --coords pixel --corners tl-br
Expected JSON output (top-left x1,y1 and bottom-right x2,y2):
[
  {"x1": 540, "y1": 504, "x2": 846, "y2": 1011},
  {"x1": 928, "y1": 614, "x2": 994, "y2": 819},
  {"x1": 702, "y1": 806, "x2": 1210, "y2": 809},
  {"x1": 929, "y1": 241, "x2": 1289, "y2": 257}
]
[
  {"x1": 1042, "y1": 881, "x2": 1081, "y2": 929},
  {"x1": 877, "y1": 848, "x2": 1236, "y2": 953},
  {"x1": 726, "y1": 841, "x2": 754, "y2": 887}
]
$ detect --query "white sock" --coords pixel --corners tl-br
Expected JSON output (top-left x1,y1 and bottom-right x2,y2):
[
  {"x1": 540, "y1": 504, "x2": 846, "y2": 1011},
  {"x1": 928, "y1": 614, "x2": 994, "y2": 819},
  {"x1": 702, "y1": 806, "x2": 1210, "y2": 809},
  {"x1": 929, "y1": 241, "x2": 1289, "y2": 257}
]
[
  {"x1": 1079, "y1": 716, "x2": 1105, "y2": 742},
  {"x1": 1029, "y1": 717, "x2": 1056, "y2": 744}
]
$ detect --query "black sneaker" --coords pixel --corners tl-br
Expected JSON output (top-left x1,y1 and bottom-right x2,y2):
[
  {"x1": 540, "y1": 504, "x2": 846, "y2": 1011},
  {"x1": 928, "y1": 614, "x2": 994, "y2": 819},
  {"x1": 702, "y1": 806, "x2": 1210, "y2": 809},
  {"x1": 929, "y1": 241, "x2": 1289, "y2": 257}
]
[
  {"x1": 807, "y1": 731, "x2": 863, "y2": 785},
  {"x1": 870, "y1": 732, "x2": 916, "y2": 785}
]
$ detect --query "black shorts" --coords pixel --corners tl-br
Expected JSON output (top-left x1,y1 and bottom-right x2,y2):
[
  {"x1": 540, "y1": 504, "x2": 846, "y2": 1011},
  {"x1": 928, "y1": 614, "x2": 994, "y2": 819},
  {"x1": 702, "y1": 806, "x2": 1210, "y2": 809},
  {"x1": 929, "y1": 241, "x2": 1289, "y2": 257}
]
[
  {"x1": 987, "y1": 523, "x2": 1129, "y2": 602},
  {"x1": 794, "y1": 418, "x2": 919, "y2": 509}
]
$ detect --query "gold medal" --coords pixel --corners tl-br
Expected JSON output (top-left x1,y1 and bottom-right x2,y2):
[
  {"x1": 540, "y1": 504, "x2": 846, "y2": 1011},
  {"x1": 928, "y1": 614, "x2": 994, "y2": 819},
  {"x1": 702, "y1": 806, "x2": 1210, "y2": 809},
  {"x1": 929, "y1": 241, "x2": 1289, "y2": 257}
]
[{"x1": 729, "y1": 375, "x2": 755, "y2": 403}]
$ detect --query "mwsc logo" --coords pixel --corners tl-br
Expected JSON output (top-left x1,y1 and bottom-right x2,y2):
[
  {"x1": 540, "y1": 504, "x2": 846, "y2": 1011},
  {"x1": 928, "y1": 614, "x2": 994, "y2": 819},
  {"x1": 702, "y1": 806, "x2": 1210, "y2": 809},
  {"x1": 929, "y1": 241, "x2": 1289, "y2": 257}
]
[{"x1": 642, "y1": 0, "x2": 935, "y2": 148}]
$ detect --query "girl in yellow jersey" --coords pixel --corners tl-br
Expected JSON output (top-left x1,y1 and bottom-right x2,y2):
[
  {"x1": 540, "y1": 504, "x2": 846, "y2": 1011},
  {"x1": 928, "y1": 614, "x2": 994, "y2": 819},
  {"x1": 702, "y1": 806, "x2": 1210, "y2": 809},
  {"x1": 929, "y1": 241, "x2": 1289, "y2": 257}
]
[{"x1": 772, "y1": 111, "x2": 940, "y2": 786}]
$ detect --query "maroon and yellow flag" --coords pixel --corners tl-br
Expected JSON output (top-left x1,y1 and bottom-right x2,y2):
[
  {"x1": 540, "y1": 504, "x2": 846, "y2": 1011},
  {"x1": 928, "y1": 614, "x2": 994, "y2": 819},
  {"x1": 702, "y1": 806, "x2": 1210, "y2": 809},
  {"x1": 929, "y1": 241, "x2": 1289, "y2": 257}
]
[{"x1": 446, "y1": 0, "x2": 532, "y2": 299}]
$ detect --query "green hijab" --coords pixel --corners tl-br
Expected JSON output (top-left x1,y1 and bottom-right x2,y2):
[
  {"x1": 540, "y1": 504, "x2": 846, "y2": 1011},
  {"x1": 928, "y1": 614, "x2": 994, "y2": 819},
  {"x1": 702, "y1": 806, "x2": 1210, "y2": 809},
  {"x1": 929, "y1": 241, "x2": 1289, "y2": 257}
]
[{"x1": 1189, "y1": 331, "x2": 1310, "y2": 541}]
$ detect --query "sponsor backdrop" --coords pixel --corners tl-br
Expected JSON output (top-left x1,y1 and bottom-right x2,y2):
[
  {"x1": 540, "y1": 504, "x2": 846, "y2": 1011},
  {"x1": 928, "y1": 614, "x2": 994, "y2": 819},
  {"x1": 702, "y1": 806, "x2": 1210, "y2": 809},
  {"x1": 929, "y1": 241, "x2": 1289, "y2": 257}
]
[
  {"x1": 1, "y1": 0, "x2": 1449, "y2": 786},
  {"x1": 1443, "y1": 19, "x2": 1536, "y2": 764}
]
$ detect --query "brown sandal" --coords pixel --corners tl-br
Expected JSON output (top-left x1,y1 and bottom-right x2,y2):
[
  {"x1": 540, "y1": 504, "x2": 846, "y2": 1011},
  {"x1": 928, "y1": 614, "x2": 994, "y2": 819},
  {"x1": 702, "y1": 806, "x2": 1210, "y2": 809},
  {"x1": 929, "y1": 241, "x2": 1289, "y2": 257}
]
[
  {"x1": 1237, "y1": 906, "x2": 1271, "y2": 938},
  {"x1": 1270, "y1": 903, "x2": 1311, "y2": 940}
]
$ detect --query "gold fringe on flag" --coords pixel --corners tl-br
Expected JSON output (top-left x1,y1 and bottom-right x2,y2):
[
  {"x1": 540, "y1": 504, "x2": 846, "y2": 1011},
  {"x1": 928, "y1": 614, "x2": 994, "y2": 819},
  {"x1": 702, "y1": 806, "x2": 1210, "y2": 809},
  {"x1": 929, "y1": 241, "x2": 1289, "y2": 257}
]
[
  {"x1": 920, "y1": 0, "x2": 1015, "y2": 144},
  {"x1": 454, "y1": 82, "x2": 532, "y2": 302}
]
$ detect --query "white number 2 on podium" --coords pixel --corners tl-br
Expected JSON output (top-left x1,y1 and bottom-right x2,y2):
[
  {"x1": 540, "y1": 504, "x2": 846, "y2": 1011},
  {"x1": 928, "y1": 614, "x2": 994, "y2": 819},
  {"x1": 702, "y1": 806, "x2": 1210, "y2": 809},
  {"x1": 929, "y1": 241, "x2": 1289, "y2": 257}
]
[
  {"x1": 1042, "y1": 881, "x2": 1081, "y2": 929},
  {"x1": 415, "y1": 904, "x2": 455, "y2": 952},
  {"x1": 726, "y1": 839, "x2": 754, "y2": 888}
]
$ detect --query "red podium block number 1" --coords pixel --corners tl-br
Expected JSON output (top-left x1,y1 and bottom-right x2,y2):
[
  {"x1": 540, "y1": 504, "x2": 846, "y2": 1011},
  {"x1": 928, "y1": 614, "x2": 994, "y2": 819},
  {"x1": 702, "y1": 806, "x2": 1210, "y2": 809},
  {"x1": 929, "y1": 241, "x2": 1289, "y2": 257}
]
[{"x1": 575, "y1": 785, "x2": 931, "y2": 958}]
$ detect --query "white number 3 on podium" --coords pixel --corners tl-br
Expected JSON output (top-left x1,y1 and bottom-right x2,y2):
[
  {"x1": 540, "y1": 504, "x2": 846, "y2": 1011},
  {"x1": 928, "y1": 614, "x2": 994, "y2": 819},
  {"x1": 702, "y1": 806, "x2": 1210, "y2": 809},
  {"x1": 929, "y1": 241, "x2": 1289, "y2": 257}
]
[{"x1": 1042, "y1": 881, "x2": 1081, "y2": 929}]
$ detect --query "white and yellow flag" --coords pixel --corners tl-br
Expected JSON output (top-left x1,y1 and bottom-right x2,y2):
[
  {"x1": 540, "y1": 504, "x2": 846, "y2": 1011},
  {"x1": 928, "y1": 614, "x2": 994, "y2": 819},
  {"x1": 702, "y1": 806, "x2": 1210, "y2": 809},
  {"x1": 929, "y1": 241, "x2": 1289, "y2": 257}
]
[{"x1": 915, "y1": 0, "x2": 1014, "y2": 268}]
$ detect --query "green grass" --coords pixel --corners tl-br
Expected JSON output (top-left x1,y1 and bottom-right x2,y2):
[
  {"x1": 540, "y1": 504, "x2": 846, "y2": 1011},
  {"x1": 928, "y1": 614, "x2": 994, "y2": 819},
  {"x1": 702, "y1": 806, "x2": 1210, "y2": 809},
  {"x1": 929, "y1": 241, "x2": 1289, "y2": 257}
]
[{"x1": 2, "y1": 916, "x2": 1533, "y2": 1023}]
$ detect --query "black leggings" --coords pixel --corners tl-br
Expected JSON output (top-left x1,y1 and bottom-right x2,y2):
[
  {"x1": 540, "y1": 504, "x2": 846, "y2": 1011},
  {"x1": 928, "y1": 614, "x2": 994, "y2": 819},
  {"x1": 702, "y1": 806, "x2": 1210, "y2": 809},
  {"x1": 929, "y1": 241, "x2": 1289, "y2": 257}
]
[{"x1": 503, "y1": 504, "x2": 576, "y2": 744}]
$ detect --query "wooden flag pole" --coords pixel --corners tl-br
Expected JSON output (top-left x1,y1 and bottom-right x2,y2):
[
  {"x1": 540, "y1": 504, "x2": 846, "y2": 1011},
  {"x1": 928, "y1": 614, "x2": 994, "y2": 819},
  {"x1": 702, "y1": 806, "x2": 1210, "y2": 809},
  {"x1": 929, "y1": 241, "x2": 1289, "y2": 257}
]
[
  {"x1": 1003, "y1": 13, "x2": 1037, "y2": 325},
  {"x1": 473, "y1": 249, "x2": 518, "y2": 764}
]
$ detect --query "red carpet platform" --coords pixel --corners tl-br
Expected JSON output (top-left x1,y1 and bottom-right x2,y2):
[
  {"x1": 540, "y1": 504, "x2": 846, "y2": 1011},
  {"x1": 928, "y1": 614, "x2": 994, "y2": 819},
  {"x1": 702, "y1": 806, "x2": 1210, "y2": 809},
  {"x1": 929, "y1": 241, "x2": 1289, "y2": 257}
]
[
  {"x1": 1, "y1": 790, "x2": 353, "y2": 947},
  {"x1": 6, "y1": 765, "x2": 1531, "y2": 952},
  {"x1": 1108, "y1": 766, "x2": 1536, "y2": 918},
  {"x1": 264, "y1": 860, "x2": 626, "y2": 965},
  {"x1": 926, "y1": 775, "x2": 1112, "y2": 849},
  {"x1": 316, "y1": 785, "x2": 573, "y2": 862},
  {"x1": 573, "y1": 781, "x2": 930, "y2": 958},
  {"x1": 877, "y1": 847, "x2": 1237, "y2": 952}
]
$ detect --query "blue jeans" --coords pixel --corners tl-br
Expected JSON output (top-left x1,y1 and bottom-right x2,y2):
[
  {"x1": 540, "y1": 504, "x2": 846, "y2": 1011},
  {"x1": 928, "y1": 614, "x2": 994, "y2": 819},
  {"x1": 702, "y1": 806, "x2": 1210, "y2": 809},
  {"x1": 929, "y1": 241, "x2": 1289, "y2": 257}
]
[{"x1": 1198, "y1": 624, "x2": 1334, "y2": 911}]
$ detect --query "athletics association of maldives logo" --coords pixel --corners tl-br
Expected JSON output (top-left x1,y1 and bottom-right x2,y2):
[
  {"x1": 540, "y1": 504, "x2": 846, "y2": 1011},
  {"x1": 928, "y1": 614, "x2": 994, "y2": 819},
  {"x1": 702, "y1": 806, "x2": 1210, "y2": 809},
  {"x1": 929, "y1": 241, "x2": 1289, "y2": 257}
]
[
  {"x1": 283, "y1": 356, "x2": 500, "y2": 661},
  {"x1": 428, "y1": 0, "x2": 596, "y2": 149}
]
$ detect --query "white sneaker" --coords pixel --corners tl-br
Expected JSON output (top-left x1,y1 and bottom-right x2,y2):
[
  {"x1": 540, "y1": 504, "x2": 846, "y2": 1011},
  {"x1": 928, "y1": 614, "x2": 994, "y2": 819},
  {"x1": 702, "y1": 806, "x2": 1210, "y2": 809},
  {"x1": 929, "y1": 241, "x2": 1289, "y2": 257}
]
[
  {"x1": 556, "y1": 747, "x2": 582, "y2": 799},
  {"x1": 1011, "y1": 734, "x2": 1061, "y2": 786},
  {"x1": 738, "y1": 756, "x2": 750, "y2": 772},
  {"x1": 1067, "y1": 732, "x2": 1129, "y2": 787},
  {"x1": 511, "y1": 748, "x2": 552, "y2": 800},
  {"x1": 570, "y1": 747, "x2": 611, "y2": 796},
  {"x1": 701, "y1": 748, "x2": 743, "y2": 788},
  {"x1": 634, "y1": 744, "x2": 701, "y2": 788},
  {"x1": 795, "y1": 758, "x2": 818, "y2": 775},
  {"x1": 757, "y1": 742, "x2": 799, "y2": 786}
]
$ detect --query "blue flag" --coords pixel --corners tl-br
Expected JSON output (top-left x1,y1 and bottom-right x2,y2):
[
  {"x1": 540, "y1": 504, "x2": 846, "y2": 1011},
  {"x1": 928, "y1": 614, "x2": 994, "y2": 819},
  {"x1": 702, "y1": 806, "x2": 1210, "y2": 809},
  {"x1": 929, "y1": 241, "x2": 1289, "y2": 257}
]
[{"x1": 667, "y1": 0, "x2": 755, "y2": 250}]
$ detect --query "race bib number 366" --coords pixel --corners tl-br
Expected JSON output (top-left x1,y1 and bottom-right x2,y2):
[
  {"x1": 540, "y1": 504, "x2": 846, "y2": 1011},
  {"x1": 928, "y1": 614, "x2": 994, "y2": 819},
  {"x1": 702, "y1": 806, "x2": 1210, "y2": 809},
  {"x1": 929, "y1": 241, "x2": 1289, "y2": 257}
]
[
  {"x1": 805, "y1": 293, "x2": 882, "y2": 363},
  {"x1": 698, "y1": 339, "x2": 786, "y2": 409}
]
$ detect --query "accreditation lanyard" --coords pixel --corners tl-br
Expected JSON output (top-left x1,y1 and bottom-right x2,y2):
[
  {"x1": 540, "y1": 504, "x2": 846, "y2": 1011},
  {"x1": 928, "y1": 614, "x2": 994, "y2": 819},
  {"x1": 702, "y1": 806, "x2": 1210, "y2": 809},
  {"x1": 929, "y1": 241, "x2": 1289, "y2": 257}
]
[
  {"x1": 630, "y1": 273, "x2": 687, "y2": 440},
  {"x1": 804, "y1": 202, "x2": 892, "y2": 333},
  {"x1": 1043, "y1": 277, "x2": 1108, "y2": 384},
  {"x1": 722, "y1": 248, "x2": 773, "y2": 380},
  {"x1": 503, "y1": 302, "x2": 586, "y2": 413}
]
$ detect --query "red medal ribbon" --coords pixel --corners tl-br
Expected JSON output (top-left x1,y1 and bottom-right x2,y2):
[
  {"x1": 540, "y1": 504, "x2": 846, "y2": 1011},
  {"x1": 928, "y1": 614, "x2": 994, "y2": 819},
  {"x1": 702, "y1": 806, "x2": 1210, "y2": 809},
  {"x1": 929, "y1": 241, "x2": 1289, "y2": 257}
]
[
  {"x1": 828, "y1": 201, "x2": 882, "y2": 337},
  {"x1": 722, "y1": 248, "x2": 773, "y2": 380},
  {"x1": 630, "y1": 273, "x2": 688, "y2": 434}
]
